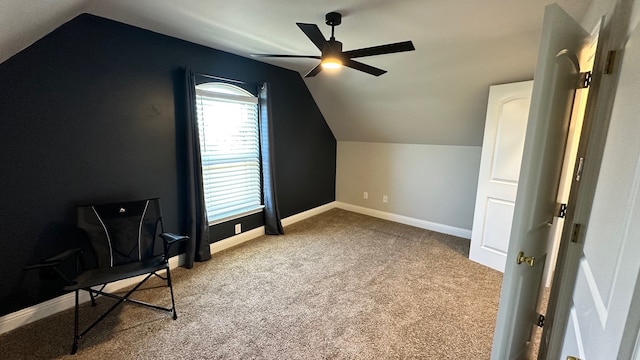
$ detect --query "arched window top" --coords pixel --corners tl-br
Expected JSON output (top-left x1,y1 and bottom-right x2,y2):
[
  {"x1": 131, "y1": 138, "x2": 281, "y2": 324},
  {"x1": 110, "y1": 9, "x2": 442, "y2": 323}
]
[
  {"x1": 196, "y1": 82, "x2": 257, "y2": 104},
  {"x1": 193, "y1": 81, "x2": 262, "y2": 223}
]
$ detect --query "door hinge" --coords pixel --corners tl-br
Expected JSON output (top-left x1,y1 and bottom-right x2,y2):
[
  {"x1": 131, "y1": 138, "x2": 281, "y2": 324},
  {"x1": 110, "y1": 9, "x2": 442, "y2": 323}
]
[
  {"x1": 556, "y1": 203, "x2": 568, "y2": 218},
  {"x1": 604, "y1": 50, "x2": 617, "y2": 74},
  {"x1": 575, "y1": 157, "x2": 585, "y2": 181},
  {"x1": 571, "y1": 223, "x2": 582, "y2": 243},
  {"x1": 578, "y1": 71, "x2": 592, "y2": 88},
  {"x1": 537, "y1": 314, "x2": 545, "y2": 327}
]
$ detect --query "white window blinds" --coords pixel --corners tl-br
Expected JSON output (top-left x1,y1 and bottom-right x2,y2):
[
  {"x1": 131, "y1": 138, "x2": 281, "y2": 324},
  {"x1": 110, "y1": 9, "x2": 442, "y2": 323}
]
[{"x1": 195, "y1": 83, "x2": 262, "y2": 223}]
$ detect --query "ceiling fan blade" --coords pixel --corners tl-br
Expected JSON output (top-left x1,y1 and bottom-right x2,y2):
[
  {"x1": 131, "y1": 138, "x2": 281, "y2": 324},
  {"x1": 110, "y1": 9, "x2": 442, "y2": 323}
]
[
  {"x1": 343, "y1": 59, "x2": 387, "y2": 76},
  {"x1": 296, "y1": 23, "x2": 328, "y2": 51},
  {"x1": 304, "y1": 64, "x2": 323, "y2": 78},
  {"x1": 342, "y1": 41, "x2": 415, "y2": 59},
  {"x1": 251, "y1": 54, "x2": 321, "y2": 59}
]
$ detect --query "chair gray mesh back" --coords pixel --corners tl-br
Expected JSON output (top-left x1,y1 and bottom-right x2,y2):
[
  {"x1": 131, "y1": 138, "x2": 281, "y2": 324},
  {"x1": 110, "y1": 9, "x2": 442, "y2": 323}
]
[{"x1": 76, "y1": 199, "x2": 162, "y2": 268}]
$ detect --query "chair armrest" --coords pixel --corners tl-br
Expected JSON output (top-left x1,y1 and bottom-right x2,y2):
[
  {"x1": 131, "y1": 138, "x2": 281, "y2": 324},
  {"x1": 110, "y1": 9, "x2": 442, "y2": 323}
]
[
  {"x1": 159, "y1": 232, "x2": 189, "y2": 245},
  {"x1": 24, "y1": 248, "x2": 83, "y2": 271}
]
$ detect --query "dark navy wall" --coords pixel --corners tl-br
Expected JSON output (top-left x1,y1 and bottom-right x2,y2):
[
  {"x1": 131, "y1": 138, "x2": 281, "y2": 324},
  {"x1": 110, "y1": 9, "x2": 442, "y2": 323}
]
[{"x1": 0, "y1": 14, "x2": 336, "y2": 317}]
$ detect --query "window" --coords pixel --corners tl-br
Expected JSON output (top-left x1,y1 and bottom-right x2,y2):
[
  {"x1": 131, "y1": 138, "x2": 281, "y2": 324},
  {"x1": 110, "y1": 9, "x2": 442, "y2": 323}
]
[{"x1": 195, "y1": 82, "x2": 263, "y2": 224}]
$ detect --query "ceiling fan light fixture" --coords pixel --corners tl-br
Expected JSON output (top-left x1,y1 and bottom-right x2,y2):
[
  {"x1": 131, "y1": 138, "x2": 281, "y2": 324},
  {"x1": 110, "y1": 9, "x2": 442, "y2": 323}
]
[
  {"x1": 321, "y1": 56, "x2": 342, "y2": 69},
  {"x1": 250, "y1": 12, "x2": 414, "y2": 77}
]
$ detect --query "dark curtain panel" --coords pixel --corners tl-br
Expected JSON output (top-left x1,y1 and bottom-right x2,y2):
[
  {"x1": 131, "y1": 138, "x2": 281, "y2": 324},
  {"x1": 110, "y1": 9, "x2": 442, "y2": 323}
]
[
  {"x1": 259, "y1": 83, "x2": 284, "y2": 235},
  {"x1": 184, "y1": 69, "x2": 212, "y2": 268}
]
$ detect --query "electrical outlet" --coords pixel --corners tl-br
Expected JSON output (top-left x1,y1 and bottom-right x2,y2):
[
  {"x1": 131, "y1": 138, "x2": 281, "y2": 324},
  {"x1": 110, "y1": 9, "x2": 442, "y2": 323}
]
[
  {"x1": 383, "y1": 195, "x2": 388, "y2": 203},
  {"x1": 363, "y1": 192, "x2": 368, "y2": 199},
  {"x1": 234, "y1": 223, "x2": 241, "y2": 234}
]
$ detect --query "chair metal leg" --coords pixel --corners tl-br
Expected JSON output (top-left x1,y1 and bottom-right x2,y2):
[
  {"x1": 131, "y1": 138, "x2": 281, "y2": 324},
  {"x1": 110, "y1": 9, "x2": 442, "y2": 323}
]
[
  {"x1": 67, "y1": 265, "x2": 180, "y2": 353},
  {"x1": 71, "y1": 290, "x2": 79, "y2": 355},
  {"x1": 166, "y1": 266, "x2": 178, "y2": 320},
  {"x1": 89, "y1": 289, "x2": 96, "y2": 307}
]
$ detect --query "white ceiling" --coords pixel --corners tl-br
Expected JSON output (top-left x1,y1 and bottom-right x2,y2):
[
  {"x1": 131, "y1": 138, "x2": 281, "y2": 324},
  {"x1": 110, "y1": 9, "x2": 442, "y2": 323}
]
[{"x1": 1, "y1": 0, "x2": 592, "y2": 145}]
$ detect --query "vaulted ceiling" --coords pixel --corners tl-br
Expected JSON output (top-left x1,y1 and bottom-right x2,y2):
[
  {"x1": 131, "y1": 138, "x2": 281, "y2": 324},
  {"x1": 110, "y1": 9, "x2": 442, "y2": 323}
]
[{"x1": 1, "y1": 0, "x2": 592, "y2": 145}]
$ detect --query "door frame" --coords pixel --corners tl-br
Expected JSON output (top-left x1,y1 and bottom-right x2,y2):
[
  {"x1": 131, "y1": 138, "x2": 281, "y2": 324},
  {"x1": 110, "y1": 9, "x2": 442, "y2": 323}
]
[
  {"x1": 539, "y1": 15, "x2": 621, "y2": 358},
  {"x1": 490, "y1": 4, "x2": 595, "y2": 357}
]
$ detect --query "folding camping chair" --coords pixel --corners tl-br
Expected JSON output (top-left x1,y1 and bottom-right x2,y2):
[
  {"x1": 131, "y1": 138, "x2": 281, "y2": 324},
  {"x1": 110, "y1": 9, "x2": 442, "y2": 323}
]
[{"x1": 25, "y1": 198, "x2": 189, "y2": 354}]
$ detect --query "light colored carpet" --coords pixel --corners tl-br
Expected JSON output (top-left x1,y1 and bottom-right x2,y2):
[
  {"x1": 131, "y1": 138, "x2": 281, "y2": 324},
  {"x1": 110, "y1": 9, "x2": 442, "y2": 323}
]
[{"x1": 1, "y1": 209, "x2": 503, "y2": 359}]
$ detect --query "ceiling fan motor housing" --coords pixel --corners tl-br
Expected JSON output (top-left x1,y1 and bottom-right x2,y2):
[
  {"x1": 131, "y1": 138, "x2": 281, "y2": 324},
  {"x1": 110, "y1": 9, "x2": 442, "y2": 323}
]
[
  {"x1": 325, "y1": 12, "x2": 342, "y2": 26},
  {"x1": 325, "y1": 40, "x2": 343, "y2": 55}
]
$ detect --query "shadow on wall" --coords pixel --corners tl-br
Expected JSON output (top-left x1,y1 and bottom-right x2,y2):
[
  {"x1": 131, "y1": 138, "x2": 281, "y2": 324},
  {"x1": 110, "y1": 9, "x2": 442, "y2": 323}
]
[{"x1": 10, "y1": 222, "x2": 87, "y2": 313}]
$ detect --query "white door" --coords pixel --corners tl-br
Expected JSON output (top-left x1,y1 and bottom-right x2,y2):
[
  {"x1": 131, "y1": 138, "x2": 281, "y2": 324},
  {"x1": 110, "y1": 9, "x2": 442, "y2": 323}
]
[
  {"x1": 560, "y1": 22, "x2": 640, "y2": 360},
  {"x1": 491, "y1": 4, "x2": 590, "y2": 359},
  {"x1": 470, "y1": 81, "x2": 532, "y2": 273}
]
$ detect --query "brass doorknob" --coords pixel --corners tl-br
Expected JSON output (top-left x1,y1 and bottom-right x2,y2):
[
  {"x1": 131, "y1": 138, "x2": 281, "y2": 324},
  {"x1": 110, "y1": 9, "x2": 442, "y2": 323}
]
[{"x1": 516, "y1": 251, "x2": 535, "y2": 267}]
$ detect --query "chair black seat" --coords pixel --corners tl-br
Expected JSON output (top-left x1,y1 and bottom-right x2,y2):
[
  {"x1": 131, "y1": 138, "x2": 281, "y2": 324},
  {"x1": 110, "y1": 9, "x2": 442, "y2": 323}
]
[
  {"x1": 25, "y1": 198, "x2": 189, "y2": 354},
  {"x1": 64, "y1": 256, "x2": 167, "y2": 291}
]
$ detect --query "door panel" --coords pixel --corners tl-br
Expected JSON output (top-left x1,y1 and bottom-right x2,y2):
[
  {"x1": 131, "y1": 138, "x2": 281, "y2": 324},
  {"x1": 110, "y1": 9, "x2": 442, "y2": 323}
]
[
  {"x1": 563, "y1": 308, "x2": 586, "y2": 359},
  {"x1": 491, "y1": 4, "x2": 589, "y2": 359},
  {"x1": 482, "y1": 199, "x2": 515, "y2": 254},
  {"x1": 470, "y1": 80, "x2": 532, "y2": 272},
  {"x1": 491, "y1": 99, "x2": 531, "y2": 183}
]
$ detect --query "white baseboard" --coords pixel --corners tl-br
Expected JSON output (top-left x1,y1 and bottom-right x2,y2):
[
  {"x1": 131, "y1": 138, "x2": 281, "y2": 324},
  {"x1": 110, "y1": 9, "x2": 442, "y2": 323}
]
[
  {"x1": 208, "y1": 201, "x2": 338, "y2": 254},
  {"x1": 209, "y1": 226, "x2": 266, "y2": 254},
  {"x1": 0, "y1": 202, "x2": 337, "y2": 335},
  {"x1": 335, "y1": 202, "x2": 472, "y2": 239},
  {"x1": 281, "y1": 201, "x2": 337, "y2": 227},
  {"x1": 0, "y1": 254, "x2": 184, "y2": 335},
  {"x1": 1, "y1": 201, "x2": 466, "y2": 334}
]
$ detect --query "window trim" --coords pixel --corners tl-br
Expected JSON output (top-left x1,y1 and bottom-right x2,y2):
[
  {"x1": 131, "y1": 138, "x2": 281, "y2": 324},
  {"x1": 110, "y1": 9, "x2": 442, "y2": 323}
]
[
  {"x1": 208, "y1": 205, "x2": 265, "y2": 226},
  {"x1": 194, "y1": 81, "x2": 263, "y2": 225},
  {"x1": 196, "y1": 88, "x2": 258, "y2": 105}
]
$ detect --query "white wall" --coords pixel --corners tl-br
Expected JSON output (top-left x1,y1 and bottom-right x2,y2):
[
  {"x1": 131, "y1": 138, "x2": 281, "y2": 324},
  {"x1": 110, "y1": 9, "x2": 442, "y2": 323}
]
[{"x1": 336, "y1": 141, "x2": 481, "y2": 234}]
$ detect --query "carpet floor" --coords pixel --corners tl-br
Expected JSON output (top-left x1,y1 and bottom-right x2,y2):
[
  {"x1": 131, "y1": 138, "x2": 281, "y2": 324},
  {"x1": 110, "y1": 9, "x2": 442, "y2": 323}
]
[{"x1": 0, "y1": 209, "x2": 504, "y2": 359}]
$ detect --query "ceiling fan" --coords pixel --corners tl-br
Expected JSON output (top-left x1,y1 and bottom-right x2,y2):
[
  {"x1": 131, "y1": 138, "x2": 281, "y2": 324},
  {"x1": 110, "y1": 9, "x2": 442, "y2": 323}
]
[{"x1": 251, "y1": 12, "x2": 415, "y2": 77}]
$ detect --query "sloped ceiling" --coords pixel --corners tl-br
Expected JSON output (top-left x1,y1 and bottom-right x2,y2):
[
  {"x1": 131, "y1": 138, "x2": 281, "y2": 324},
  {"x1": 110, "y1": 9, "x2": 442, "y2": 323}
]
[{"x1": 1, "y1": 0, "x2": 592, "y2": 145}]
